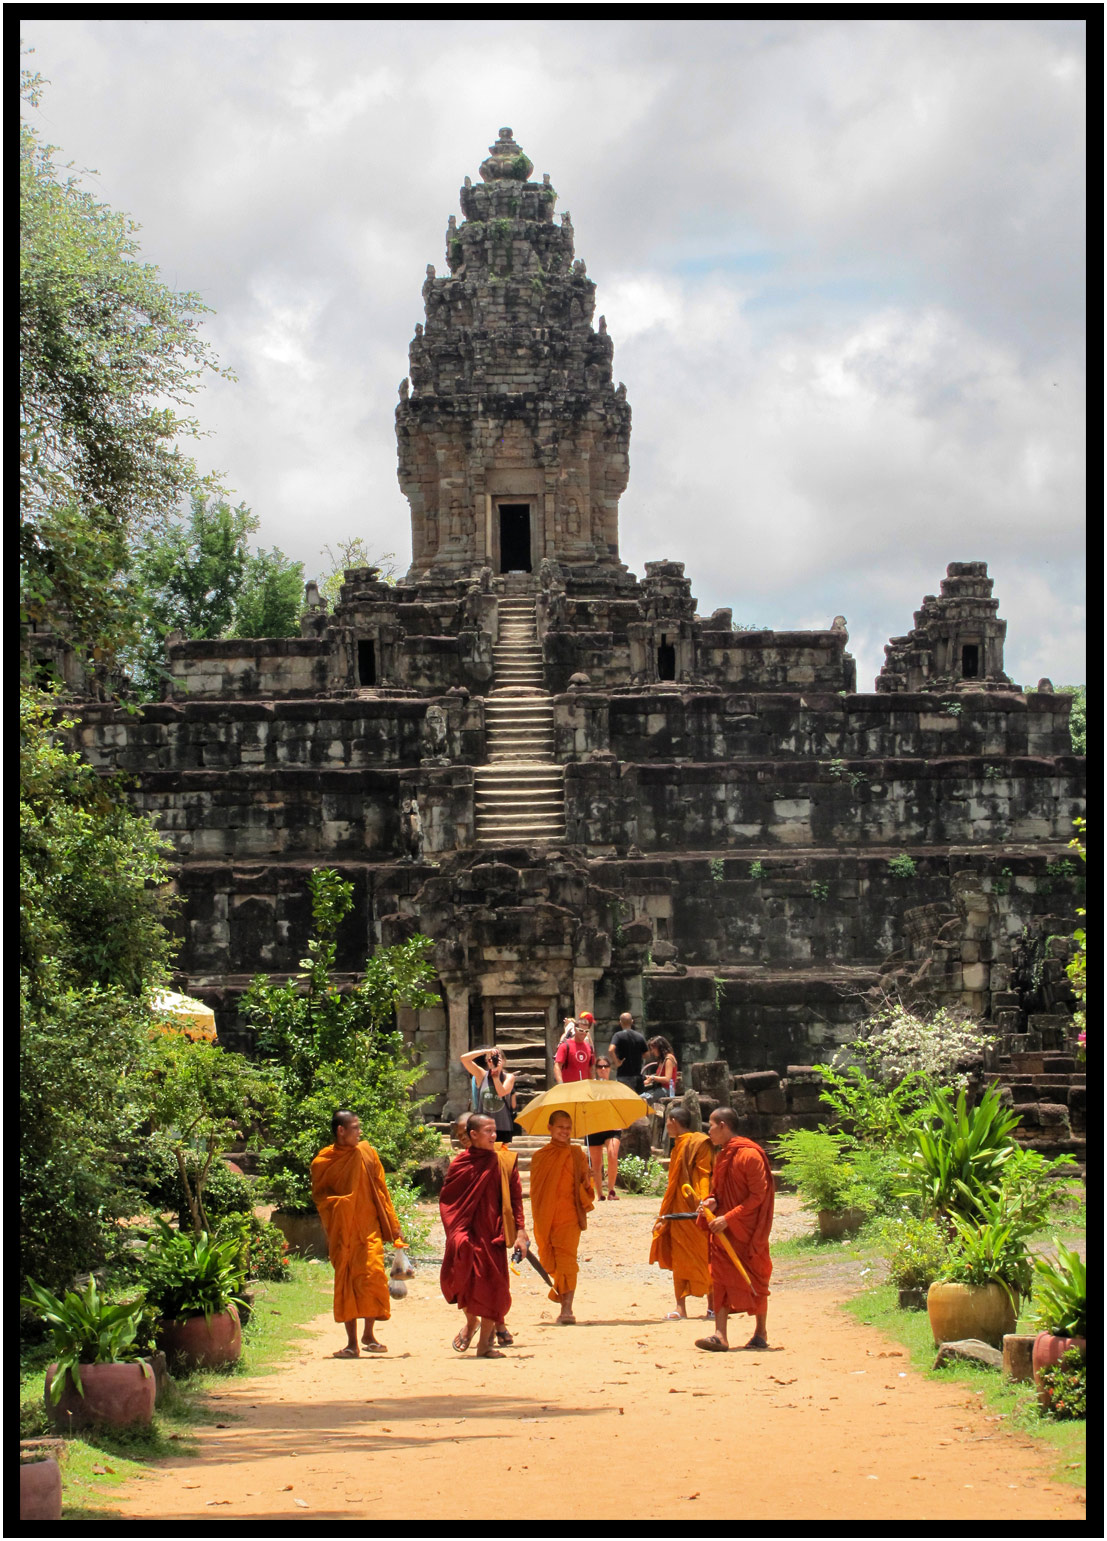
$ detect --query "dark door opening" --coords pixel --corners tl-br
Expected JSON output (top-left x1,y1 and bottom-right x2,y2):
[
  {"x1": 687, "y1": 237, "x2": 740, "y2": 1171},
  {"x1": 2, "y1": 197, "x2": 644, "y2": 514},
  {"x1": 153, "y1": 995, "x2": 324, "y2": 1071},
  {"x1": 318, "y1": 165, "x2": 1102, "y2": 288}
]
[
  {"x1": 358, "y1": 639, "x2": 376, "y2": 686},
  {"x1": 499, "y1": 504, "x2": 532, "y2": 572},
  {"x1": 961, "y1": 643, "x2": 980, "y2": 679},
  {"x1": 657, "y1": 635, "x2": 676, "y2": 680}
]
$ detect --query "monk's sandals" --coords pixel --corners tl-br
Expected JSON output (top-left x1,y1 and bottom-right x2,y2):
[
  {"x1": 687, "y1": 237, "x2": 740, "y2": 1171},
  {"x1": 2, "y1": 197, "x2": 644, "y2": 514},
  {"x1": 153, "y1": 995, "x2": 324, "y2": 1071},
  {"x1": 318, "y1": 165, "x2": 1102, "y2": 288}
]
[{"x1": 695, "y1": 1335, "x2": 729, "y2": 1352}]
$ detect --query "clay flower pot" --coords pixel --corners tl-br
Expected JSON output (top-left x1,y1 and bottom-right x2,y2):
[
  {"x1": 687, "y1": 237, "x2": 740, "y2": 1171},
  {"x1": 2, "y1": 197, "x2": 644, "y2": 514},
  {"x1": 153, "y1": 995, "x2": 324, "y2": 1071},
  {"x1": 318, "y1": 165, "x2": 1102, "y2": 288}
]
[
  {"x1": 159, "y1": 1305, "x2": 242, "y2": 1370},
  {"x1": 20, "y1": 1456, "x2": 62, "y2": 1522},
  {"x1": 926, "y1": 1281, "x2": 1018, "y2": 1349},
  {"x1": 817, "y1": 1207, "x2": 867, "y2": 1240},
  {"x1": 271, "y1": 1209, "x2": 329, "y2": 1259},
  {"x1": 1032, "y1": 1332, "x2": 1086, "y2": 1410},
  {"x1": 44, "y1": 1361, "x2": 156, "y2": 1431}
]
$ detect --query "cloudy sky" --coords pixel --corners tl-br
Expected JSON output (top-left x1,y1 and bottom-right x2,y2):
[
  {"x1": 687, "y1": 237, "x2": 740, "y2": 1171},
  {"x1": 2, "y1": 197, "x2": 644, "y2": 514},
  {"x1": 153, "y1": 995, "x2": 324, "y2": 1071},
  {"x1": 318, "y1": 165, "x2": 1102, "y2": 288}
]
[{"x1": 22, "y1": 18, "x2": 1086, "y2": 689}]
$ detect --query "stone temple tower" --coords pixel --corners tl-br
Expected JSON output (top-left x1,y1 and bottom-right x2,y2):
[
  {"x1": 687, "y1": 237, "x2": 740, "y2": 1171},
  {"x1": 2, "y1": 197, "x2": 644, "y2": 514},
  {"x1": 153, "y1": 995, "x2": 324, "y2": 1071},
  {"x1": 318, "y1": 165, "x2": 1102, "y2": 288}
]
[{"x1": 397, "y1": 128, "x2": 631, "y2": 582}]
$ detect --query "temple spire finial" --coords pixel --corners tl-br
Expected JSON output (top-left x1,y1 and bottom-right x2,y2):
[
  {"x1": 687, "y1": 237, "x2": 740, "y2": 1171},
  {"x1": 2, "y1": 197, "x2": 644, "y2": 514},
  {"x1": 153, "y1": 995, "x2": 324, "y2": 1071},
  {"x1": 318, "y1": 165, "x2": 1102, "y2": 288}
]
[{"x1": 479, "y1": 126, "x2": 533, "y2": 183}]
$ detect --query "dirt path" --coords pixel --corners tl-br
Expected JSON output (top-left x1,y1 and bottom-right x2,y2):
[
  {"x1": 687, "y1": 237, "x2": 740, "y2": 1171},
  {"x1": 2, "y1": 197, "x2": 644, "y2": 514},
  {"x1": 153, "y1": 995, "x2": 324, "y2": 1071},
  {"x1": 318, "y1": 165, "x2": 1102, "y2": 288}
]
[{"x1": 113, "y1": 1194, "x2": 1084, "y2": 1524}]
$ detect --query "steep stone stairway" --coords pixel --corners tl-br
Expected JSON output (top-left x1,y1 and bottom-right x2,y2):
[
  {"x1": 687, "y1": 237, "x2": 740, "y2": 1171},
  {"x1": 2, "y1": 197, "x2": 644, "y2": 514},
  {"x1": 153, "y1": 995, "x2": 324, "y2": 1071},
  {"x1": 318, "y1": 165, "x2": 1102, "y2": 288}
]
[
  {"x1": 475, "y1": 598, "x2": 566, "y2": 845},
  {"x1": 492, "y1": 1008, "x2": 548, "y2": 1103}
]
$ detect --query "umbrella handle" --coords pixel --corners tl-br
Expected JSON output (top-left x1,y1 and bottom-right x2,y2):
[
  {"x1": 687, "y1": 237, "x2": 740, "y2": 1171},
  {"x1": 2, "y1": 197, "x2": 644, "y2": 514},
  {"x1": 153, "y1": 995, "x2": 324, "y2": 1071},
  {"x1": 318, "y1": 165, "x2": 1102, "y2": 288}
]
[{"x1": 683, "y1": 1183, "x2": 752, "y2": 1287}]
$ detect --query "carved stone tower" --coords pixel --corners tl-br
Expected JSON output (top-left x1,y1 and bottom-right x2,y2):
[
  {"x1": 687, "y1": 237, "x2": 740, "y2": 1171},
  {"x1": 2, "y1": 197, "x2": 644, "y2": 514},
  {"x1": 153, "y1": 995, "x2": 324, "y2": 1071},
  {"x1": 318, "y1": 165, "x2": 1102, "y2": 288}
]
[{"x1": 396, "y1": 128, "x2": 631, "y2": 582}]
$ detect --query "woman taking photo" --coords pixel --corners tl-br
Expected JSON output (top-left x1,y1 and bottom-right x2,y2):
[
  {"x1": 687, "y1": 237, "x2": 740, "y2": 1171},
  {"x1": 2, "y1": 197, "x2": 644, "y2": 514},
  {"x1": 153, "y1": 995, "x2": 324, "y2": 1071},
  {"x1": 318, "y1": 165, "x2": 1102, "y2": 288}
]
[{"x1": 459, "y1": 1046, "x2": 517, "y2": 1145}]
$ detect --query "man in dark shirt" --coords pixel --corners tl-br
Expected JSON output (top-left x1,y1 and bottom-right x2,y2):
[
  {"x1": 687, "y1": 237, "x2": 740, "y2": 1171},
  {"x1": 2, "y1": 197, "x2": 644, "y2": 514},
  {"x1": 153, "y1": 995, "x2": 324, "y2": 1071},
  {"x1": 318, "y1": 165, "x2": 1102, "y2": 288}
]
[{"x1": 608, "y1": 1012, "x2": 649, "y2": 1092}]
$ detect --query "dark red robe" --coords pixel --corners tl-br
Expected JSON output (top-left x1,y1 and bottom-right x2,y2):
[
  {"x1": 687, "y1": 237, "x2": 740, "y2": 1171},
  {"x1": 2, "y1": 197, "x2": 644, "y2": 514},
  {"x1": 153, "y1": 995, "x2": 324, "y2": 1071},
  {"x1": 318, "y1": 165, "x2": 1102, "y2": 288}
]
[
  {"x1": 696, "y1": 1135, "x2": 774, "y2": 1314},
  {"x1": 438, "y1": 1146, "x2": 523, "y2": 1321}
]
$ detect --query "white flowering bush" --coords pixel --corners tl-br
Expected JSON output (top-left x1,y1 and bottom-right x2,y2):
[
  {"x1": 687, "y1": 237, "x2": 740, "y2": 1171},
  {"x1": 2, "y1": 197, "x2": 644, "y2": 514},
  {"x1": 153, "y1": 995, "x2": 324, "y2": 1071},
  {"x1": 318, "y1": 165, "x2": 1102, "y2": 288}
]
[{"x1": 850, "y1": 1004, "x2": 996, "y2": 1088}]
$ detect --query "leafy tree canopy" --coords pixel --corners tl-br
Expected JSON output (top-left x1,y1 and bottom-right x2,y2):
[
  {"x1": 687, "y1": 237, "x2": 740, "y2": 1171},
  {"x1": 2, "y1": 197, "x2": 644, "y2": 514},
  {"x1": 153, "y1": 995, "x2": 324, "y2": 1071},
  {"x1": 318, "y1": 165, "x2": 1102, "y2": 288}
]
[
  {"x1": 20, "y1": 63, "x2": 229, "y2": 667},
  {"x1": 1055, "y1": 685, "x2": 1085, "y2": 756},
  {"x1": 316, "y1": 536, "x2": 397, "y2": 609}
]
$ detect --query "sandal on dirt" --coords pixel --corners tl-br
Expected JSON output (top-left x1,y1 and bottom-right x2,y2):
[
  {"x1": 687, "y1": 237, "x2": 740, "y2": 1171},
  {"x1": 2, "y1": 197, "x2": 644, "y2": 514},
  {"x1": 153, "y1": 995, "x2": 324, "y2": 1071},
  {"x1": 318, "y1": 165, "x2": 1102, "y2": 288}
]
[
  {"x1": 362, "y1": 1341, "x2": 388, "y2": 1353},
  {"x1": 452, "y1": 1330, "x2": 473, "y2": 1353},
  {"x1": 607, "y1": 1191, "x2": 619, "y2": 1200},
  {"x1": 741, "y1": 1335, "x2": 769, "y2": 1351},
  {"x1": 475, "y1": 1346, "x2": 505, "y2": 1358},
  {"x1": 695, "y1": 1335, "x2": 729, "y2": 1352},
  {"x1": 664, "y1": 1310, "x2": 685, "y2": 1321},
  {"x1": 495, "y1": 1326, "x2": 514, "y2": 1346},
  {"x1": 333, "y1": 1346, "x2": 359, "y2": 1358},
  {"x1": 597, "y1": 1193, "x2": 606, "y2": 1201}
]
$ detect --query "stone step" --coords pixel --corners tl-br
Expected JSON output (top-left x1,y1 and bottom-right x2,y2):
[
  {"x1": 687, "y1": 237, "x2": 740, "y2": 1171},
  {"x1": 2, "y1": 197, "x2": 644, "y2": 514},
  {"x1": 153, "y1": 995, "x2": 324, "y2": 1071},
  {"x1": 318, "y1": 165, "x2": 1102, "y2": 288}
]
[
  {"x1": 476, "y1": 816, "x2": 566, "y2": 833},
  {"x1": 476, "y1": 789, "x2": 564, "y2": 805}
]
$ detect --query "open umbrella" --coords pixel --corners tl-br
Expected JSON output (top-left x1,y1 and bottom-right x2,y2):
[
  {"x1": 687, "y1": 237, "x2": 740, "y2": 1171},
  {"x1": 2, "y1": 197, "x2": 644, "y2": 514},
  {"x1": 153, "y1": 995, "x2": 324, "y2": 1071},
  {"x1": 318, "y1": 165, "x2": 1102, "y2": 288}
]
[
  {"x1": 514, "y1": 1078, "x2": 649, "y2": 1139},
  {"x1": 150, "y1": 990, "x2": 217, "y2": 1043}
]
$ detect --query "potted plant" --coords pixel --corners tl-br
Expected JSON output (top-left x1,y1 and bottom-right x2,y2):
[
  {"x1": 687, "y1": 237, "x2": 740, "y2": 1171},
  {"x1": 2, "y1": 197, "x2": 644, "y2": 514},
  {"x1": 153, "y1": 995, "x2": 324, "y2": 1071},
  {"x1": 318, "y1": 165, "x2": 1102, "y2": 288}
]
[
  {"x1": 21, "y1": 1278, "x2": 155, "y2": 1431},
  {"x1": 926, "y1": 1201, "x2": 1033, "y2": 1348},
  {"x1": 774, "y1": 1129, "x2": 878, "y2": 1238},
  {"x1": 140, "y1": 1218, "x2": 246, "y2": 1369},
  {"x1": 879, "y1": 1211, "x2": 950, "y2": 1309},
  {"x1": 1030, "y1": 1241, "x2": 1086, "y2": 1407},
  {"x1": 20, "y1": 1444, "x2": 64, "y2": 1522}
]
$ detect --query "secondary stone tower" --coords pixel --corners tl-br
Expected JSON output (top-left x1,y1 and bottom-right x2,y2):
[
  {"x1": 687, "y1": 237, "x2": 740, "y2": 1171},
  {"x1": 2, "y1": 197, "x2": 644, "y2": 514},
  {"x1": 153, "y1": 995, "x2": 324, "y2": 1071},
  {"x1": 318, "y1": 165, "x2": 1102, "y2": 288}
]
[{"x1": 397, "y1": 128, "x2": 630, "y2": 582}]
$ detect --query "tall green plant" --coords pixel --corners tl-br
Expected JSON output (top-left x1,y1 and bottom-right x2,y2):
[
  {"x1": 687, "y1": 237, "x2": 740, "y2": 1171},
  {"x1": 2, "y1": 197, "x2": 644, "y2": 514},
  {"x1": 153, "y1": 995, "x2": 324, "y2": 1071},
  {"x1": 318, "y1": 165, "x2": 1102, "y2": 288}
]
[
  {"x1": 139, "y1": 1218, "x2": 246, "y2": 1322},
  {"x1": 898, "y1": 1084, "x2": 1021, "y2": 1219},
  {"x1": 813, "y1": 1062, "x2": 929, "y2": 1147},
  {"x1": 20, "y1": 1278, "x2": 152, "y2": 1403},
  {"x1": 1032, "y1": 1242, "x2": 1086, "y2": 1338}
]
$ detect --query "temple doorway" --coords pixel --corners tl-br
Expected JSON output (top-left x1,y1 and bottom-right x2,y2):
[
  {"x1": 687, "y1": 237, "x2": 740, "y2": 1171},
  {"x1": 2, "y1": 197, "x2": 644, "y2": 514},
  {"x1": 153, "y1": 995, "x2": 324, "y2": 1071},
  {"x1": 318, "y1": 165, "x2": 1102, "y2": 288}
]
[{"x1": 498, "y1": 504, "x2": 532, "y2": 572}]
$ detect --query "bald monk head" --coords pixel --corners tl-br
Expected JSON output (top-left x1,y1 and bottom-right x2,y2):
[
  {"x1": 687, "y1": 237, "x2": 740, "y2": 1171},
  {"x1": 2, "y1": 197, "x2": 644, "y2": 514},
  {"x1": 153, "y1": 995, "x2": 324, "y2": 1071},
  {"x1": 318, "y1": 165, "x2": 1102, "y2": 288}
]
[
  {"x1": 331, "y1": 1110, "x2": 362, "y2": 1146},
  {"x1": 467, "y1": 1112, "x2": 498, "y2": 1150},
  {"x1": 453, "y1": 1115, "x2": 471, "y2": 1149},
  {"x1": 547, "y1": 1110, "x2": 573, "y2": 1147},
  {"x1": 707, "y1": 1107, "x2": 740, "y2": 1146},
  {"x1": 665, "y1": 1105, "x2": 694, "y2": 1138}
]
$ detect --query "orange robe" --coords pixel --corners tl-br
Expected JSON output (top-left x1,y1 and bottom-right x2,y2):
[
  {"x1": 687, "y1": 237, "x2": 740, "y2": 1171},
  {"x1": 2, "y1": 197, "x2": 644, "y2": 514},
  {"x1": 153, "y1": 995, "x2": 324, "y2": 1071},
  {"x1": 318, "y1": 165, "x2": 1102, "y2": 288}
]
[
  {"x1": 696, "y1": 1135, "x2": 774, "y2": 1315},
  {"x1": 529, "y1": 1141, "x2": 594, "y2": 1302},
  {"x1": 649, "y1": 1130, "x2": 713, "y2": 1300},
  {"x1": 311, "y1": 1140, "x2": 402, "y2": 1323}
]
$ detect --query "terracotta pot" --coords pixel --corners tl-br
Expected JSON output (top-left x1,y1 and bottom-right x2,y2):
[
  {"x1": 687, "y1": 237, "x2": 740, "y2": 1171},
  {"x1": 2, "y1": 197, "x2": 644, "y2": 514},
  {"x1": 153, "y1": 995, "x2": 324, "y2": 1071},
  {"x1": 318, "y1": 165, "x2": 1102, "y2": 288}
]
[
  {"x1": 926, "y1": 1281, "x2": 1018, "y2": 1349},
  {"x1": 44, "y1": 1361, "x2": 156, "y2": 1430},
  {"x1": 1032, "y1": 1332, "x2": 1086, "y2": 1409},
  {"x1": 817, "y1": 1207, "x2": 867, "y2": 1240},
  {"x1": 159, "y1": 1306, "x2": 242, "y2": 1369},
  {"x1": 20, "y1": 1457, "x2": 62, "y2": 1522},
  {"x1": 271, "y1": 1209, "x2": 329, "y2": 1259}
]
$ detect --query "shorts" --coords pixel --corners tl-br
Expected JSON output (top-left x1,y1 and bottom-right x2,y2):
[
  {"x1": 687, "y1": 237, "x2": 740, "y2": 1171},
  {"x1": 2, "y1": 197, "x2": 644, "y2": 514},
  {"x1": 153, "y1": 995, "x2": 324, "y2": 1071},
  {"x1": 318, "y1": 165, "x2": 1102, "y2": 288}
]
[{"x1": 585, "y1": 1129, "x2": 621, "y2": 1147}]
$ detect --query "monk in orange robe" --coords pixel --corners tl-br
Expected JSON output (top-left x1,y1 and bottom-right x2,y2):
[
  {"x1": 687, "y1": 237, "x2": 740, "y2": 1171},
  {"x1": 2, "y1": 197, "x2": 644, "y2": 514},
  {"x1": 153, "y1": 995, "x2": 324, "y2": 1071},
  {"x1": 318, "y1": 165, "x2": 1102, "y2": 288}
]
[
  {"x1": 440, "y1": 1113, "x2": 528, "y2": 1358},
  {"x1": 310, "y1": 1110, "x2": 405, "y2": 1358},
  {"x1": 529, "y1": 1111, "x2": 595, "y2": 1324},
  {"x1": 694, "y1": 1106, "x2": 774, "y2": 1351},
  {"x1": 649, "y1": 1104, "x2": 714, "y2": 1318}
]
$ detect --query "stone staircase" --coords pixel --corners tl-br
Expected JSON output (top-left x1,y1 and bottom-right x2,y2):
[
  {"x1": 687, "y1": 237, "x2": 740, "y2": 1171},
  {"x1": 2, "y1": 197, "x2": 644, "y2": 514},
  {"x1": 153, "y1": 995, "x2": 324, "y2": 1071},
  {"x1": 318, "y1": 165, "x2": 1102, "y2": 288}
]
[
  {"x1": 492, "y1": 1008, "x2": 548, "y2": 1103},
  {"x1": 994, "y1": 1050, "x2": 1086, "y2": 1166},
  {"x1": 475, "y1": 599, "x2": 565, "y2": 845}
]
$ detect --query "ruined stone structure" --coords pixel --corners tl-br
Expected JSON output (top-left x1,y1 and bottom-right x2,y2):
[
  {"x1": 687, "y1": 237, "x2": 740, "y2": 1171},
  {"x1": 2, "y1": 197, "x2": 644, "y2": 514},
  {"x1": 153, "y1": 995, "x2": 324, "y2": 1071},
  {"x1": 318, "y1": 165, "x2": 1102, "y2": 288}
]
[{"x1": 70, "y1": 130, "x2": 1085, "y2": 1128}]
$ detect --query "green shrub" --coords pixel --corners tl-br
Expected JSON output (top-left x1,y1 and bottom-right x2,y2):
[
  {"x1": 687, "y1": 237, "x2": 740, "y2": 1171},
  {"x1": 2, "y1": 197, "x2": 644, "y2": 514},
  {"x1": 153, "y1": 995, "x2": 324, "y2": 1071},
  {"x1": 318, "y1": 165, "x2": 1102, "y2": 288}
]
[
  {"x1": 849, "y1": 1003, "x2": 997, "y2": 1089},
  {"x1": 774, "y1": 1129, "x2": 897, "y2": 1218},
  {"x1": 617, "y1": 1155, "x2": 666, "y2": 1195},
  {"x1": 749, "y1": 860, "x2": 764, "y2": 880},
  {"x1": 214, "y1": 1213, "x2": 291, "y2": 1283},
  {"x1": 898, "y1": 1084, "x2": 1020, "y2": 1218},
  {"x1": 1037, "y1": 1348, "x2": 1086, "y2": 1420},
  {"x1": 940, "y1": 1194, "x2": 1034, "y2": 1303},
  {"x1": 812, "y1": 1062, "x2": 929, "y2": 1147},
  {"x1": 138, "y1": 1218, "x2": 246, "y2": 1321},
  {"x1": 887, "y1": 853, "x2": 917, "y2": 878},
  {"x1": 132, "y1": 1143, "x2": 256, "y2": 1225},
  {"x1": 1032, "y1": 1241, "x2": 1086, "y2": 1338},
  {"x1": 20, "y1": 1278, "x2": 153, "y2": 1403},
  {"x1": 877, "y1": 1211, "x2": 950, "y2": 1291},
  {"x1": 388, "y1": 1179, "x2": 434, "y2": 1257}
]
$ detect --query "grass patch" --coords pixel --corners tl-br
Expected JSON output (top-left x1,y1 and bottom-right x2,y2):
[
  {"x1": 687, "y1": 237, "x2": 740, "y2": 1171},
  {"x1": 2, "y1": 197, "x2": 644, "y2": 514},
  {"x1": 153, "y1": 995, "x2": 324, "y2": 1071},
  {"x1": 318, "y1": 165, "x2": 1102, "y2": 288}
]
[
  {"x1": 20, "y1": 1256, "x2": 332, "y2": 1517},
  {"x1": 842, "y1": 1283, "x2": 1086, "y2": 1489}
]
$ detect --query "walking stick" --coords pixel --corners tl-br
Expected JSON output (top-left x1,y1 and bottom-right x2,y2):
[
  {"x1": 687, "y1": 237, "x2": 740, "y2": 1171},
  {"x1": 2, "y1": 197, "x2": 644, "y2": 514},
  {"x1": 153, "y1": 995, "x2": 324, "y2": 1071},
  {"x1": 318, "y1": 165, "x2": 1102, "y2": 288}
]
[{"x1": 682, "y1": 1182, "x2": 752, "y2": 1287}]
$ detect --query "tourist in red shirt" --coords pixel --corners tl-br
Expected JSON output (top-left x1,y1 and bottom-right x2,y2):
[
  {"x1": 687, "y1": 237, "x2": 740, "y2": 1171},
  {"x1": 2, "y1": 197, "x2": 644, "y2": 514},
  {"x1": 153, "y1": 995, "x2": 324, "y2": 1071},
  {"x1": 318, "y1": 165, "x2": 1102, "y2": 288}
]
[{"x1": 553, "y1": 1020, "x2": 595, "y2": 1083}]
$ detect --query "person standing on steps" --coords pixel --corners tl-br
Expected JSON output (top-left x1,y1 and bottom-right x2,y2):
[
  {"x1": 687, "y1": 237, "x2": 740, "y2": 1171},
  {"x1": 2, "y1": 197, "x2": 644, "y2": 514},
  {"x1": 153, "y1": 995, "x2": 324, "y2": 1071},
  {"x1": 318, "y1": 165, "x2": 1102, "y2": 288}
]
[
  {"x1": 311, "y1": 1111, "x2": 407, "y2": 1358},
  {"x1": 608, "y1": 1012, "x2": 648, "y2": 1093},
  {"x1": 694, "y1": 1107, "x2": 774, "y2": 1353},
  {"x1": 553, "y1": 1018, "x2": 595, "y2": 1084},
  {"x1": 439, "y1": 1113, "x2": 528, "y2": 1358}
]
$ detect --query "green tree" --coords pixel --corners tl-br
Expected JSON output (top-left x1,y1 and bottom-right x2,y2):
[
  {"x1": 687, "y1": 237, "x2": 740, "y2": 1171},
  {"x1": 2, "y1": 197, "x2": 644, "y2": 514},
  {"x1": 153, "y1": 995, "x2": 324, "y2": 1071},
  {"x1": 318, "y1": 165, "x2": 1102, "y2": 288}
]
[
  {"x1": 316, "y1": 536, "x2": 397, "y2": 609},
  {"x1": 1056, "y1": 686, "x2": 1086, "y2": 755},
  {"x1": 243, "y1": 869, "x2": 441, "y2": 1211},
  {"x1": 20, "y1": 65, "x2": 228, "y2": 670},
  {"x1": 20, "y1": 686, "x2": 179, "y2": 1291},
  {"x1": 129, "y1": 492, "x2": 304, "y2": 693}
]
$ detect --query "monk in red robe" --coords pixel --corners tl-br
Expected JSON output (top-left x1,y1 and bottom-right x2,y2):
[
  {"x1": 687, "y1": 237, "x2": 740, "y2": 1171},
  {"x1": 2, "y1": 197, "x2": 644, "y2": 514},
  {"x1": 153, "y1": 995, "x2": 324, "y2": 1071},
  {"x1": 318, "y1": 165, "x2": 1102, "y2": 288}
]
[
  {"x1": 310, "y1": 1110, "x2": 406, "y2": 1358},
  {"x1": 451, "y1": 1115, "x2": 517, "y2": 1346},
  {"x1": 439, "y1": 1113, "x2": 527, "y2": 1358},
  {"x1": 694, "y1": 1106, "x2": 774, "y2": 1351}
]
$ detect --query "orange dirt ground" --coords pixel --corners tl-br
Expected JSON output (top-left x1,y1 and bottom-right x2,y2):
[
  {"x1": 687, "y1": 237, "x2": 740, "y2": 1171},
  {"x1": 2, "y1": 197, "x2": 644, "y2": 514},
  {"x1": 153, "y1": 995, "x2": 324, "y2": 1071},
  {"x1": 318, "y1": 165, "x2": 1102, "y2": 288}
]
[{"x1": 111, "y1": 1193, "x2": 1084, "y2": 1524}]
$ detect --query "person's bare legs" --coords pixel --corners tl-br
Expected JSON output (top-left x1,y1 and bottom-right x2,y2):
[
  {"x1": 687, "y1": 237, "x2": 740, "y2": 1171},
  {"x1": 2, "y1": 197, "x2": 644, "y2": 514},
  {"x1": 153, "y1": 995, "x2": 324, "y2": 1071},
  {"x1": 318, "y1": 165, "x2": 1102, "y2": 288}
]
[
  {"x1": 672, "y1": 1282, "x2": 688, "y2": 1317},
  {"x1": 745, "y1": 1310, "x2": 769, "y2": 1347},
  {"x1": 360, "y1": 1317, "x2": 386, "y2": 1351},
  {"x1": 605, "y1": 1136, "x2": 620, "y2": 1196},
  {"x1": 475, "y1": 1316, "x2": 504, "y2": 1357},
  {"x1": 589, "y1": 1144, "x2": 605, "y2": 1196},
  {"x1": 557, "y1": 1288, "x2": 576, "y2": 1324},
  {"x1": 335, "y1": 1320, "x2": 359, "y2": 1357}
]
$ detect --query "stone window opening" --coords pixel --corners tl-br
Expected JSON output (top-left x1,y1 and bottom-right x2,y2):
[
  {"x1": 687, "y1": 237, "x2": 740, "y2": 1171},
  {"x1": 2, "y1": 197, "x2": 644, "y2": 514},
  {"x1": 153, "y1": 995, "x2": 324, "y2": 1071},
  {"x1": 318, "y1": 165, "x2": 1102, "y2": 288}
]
[
  {"x1": 358, "y1": 639, "x2": 377, "y2": 686},
  {"x1": 961, "y1": 642, "x2": 980, "y2": 679},
  {"x1": 498, "y1": 503, "x2": 532, "y2": 573},
  {"x1": 657, "y1": 635, "x2": 676, "y2": 681}
]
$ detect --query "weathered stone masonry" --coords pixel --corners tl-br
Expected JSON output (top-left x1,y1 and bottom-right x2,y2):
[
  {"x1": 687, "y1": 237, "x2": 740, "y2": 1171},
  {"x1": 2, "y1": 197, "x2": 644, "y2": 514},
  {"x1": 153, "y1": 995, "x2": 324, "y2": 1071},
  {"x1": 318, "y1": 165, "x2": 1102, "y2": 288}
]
[{"x1": 71, "y1": 130, "x2": 1085, "y2": 1127}]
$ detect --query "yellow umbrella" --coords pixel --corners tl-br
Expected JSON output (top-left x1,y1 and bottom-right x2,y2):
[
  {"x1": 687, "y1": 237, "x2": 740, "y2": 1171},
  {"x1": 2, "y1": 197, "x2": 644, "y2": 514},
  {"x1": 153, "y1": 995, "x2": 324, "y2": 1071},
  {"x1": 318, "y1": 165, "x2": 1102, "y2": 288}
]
[
  {"x1": 150, "y1": 990, "x2": 217, "y2": 1043},
  {"x1": 514, "y1": 1078, "x2": 650, "y2": 1139}
]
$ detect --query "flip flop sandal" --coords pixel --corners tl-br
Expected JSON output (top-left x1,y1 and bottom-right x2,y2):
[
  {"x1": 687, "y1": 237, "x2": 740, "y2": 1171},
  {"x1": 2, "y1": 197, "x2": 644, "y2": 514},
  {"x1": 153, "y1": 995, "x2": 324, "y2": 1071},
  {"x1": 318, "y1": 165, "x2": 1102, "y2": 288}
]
[
  {"x1": 452, "y1": 1330, "x2": 473, "y2": 1353},
  {"x1": 333, "y1": 1346, "x2": 359, "y2": 1358},
  {"x1": 741, "y1": 1336, "x2": 769, "y2": 1351},
  {"x1": 495, "y1": 1326, "x2": 514, "y2": 1345},
  {"x1": 607, "y1": 1191, "x2": 619, "y2": 1200},
  {"x1": 362, "y1": 1342, "x2": 388, "y2": 1353},
  {"x1": 664, "y1": 1310, "x2": 685, "y2": 1321},
  {"x1": 597, "y1": 1193, "x2": 607, "y2": 1201},
  {"x1": 695, "y1": 1335, "x2": 729, "y2": 1352}
]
